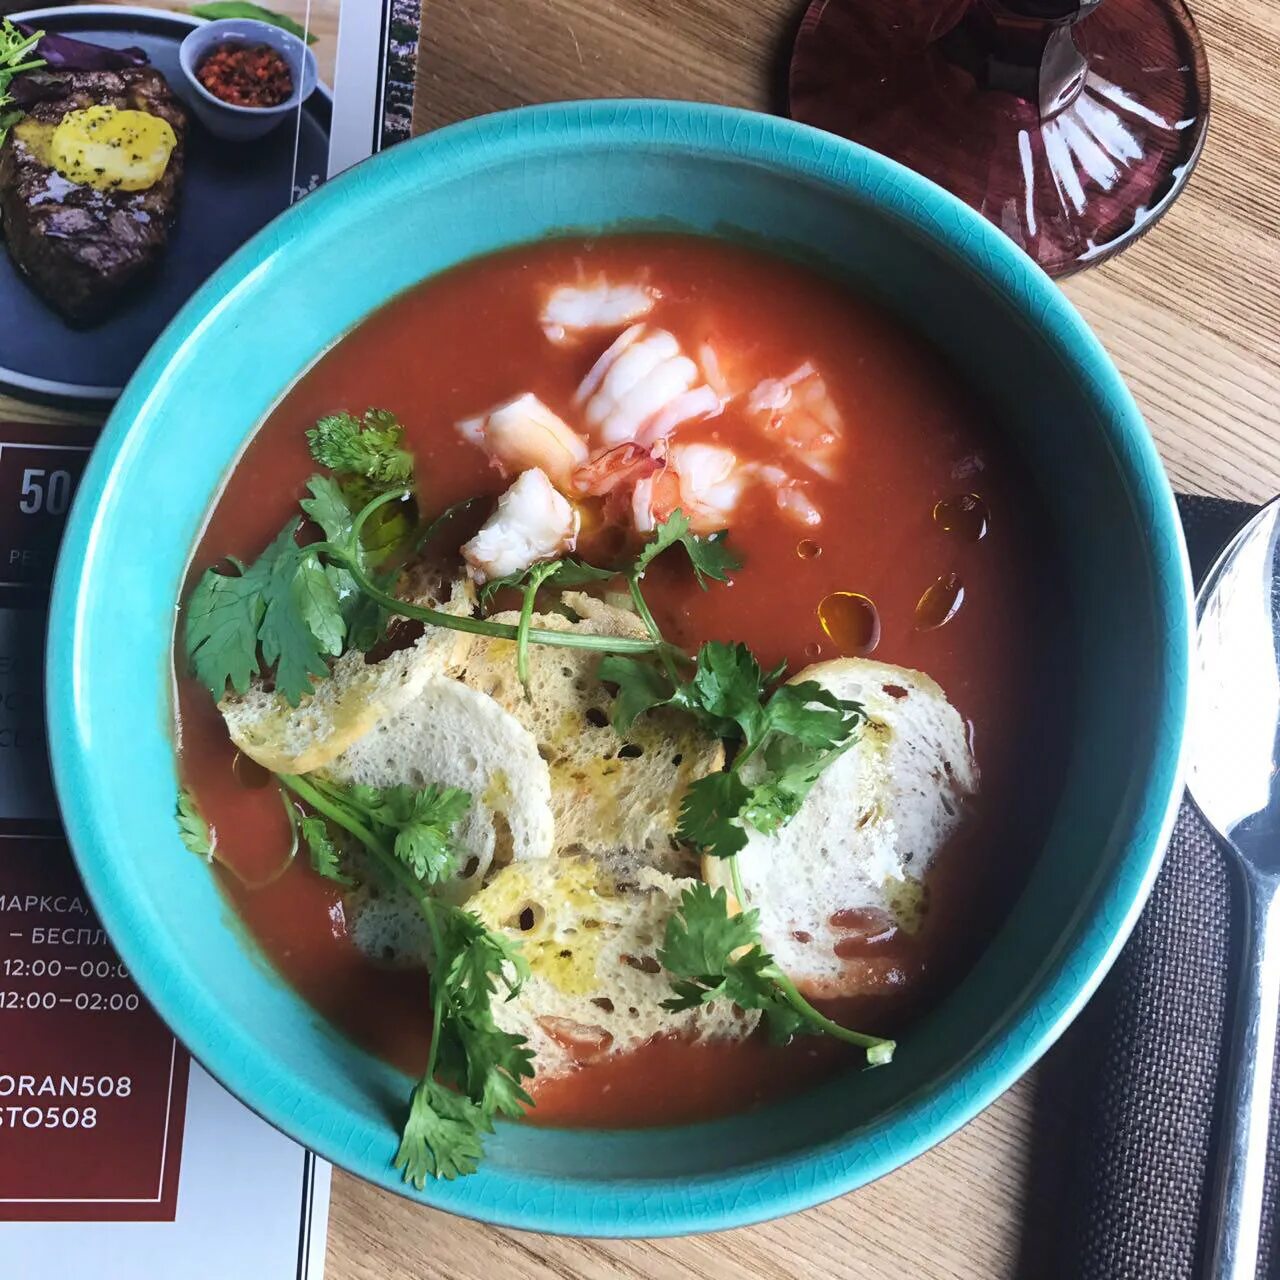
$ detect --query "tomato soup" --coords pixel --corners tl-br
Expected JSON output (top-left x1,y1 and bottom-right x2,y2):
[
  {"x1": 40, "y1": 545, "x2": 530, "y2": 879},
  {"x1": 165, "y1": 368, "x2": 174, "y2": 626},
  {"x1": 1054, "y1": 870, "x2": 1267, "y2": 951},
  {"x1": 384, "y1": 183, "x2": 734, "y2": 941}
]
[{"x1": 175, "y1": 234, "x2": 1070, "y2": 1129}]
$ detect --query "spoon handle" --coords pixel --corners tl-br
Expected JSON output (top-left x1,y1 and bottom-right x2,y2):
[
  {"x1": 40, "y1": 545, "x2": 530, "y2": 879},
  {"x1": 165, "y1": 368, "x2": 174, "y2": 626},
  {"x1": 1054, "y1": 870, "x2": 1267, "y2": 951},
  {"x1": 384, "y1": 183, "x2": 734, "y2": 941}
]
[{"x1": 1206, "y1": 864, "x2": 1280, "y2": 1279}]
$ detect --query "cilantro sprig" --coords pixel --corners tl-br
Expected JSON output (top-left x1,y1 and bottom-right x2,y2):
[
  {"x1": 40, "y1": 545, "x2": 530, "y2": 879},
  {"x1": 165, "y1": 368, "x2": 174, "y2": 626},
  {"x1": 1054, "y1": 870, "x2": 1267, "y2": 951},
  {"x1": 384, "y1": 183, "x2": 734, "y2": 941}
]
[
  {"x1": 183, "y1": 412, "x2": 660, "y2": 706},
  {"x1": 480, "y1": 557, "x2": 616, "y2": 687},
  {"x1": 176, "y1": 788, "x2": 214, "y2": 860},
  {"x1": 592, "y1": 576, "x2": 891, "y2": 1064},
  {"x1": 476, "y1": 512, "x2": 740, "y2": 689},
  {"x1": 0, "y1": 21, "x2": 45, "y2": 149},
  {"x1": 631, "y1": 509, "x2": 741, "y2": 588},
  {"x1": 176, "y1": 785, "x2": 300, "y2": 889},
  {"x1": 600, "y1": 641, "x2": 862, "y2": 858},
  {"x1": 660, "y1": 883, "x2": 895, "y2": 1063},
  {"x1": 279, "y1": 772, "x2": 534, "y2": 1183},
  {"x1": 306, "y1": 410, "x2": 414, "y2": 485}
]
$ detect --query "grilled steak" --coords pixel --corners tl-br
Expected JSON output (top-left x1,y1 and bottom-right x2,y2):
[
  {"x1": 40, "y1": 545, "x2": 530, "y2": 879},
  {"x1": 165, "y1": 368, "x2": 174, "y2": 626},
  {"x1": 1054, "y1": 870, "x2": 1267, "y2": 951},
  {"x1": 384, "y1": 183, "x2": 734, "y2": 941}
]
[{"x1": 0, "y1": 68, "x2": 186, "y2": 324}]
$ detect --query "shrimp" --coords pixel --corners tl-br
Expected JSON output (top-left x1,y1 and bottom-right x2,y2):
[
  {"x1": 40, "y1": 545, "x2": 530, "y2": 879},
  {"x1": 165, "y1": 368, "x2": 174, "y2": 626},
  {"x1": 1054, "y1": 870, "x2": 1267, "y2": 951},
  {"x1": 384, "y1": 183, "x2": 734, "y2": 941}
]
[
  {"x1": 745, "y1": 363, "x2": 844, "y2": 480},
  {"x1": 572, "y1": 442, "x2": 660, "y2": 498},
  {"x1": 456, "y1": 393, "x2": 589, "y2": 490},
  {"x1": 756, "y1": 464, "x2": 824, "y2": 528},
  {"x1": 576, "y1": 325, "x2": 721, "y2": 448},
  {"x1": 632, "y1": 443, "x2": 748, "y2": 535},
  {"x1": 541, "y1": 279, "x2": 657, "y2": 345},
  {"x1": 698, "y1": 342, "x2": 733, "y2": 400},
  {"x1": 461, "y1": 468, "x2": 580, "y2": 583}
]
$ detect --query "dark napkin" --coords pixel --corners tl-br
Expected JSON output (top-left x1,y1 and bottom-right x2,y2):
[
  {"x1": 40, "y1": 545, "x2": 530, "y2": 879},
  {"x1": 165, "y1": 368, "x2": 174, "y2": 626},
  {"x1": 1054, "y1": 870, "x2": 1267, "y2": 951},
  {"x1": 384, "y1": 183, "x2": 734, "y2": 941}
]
[{"x1": 1019, "y1": 495, "x2": 1280, "y2": 1280}]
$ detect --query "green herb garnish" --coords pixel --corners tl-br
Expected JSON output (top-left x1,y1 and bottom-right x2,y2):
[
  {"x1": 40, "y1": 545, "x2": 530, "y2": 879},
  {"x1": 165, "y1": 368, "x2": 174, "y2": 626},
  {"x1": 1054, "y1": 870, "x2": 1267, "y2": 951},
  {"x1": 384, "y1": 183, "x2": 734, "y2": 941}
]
[
  {"x1": 659, "y1": 883, "x2": 895, "y2": 1064},
  {"x1": 176, "y1": 787, "x2": 214, "y2": 859},
  {"x1": 186, "y1": 520, "x2": 342, "y2": 707},
  {"x1": 305, "y1": 410, "x2": 415, "y2": 484},
  {"x1": 278, "y1": 773, "x2": 534, "y2": 1183},
  {"x1": 0, "y1": 20, "x2": 46, "y2": 150},
  {"x1": 183, "y1": 411, "x2": 660, "y2": 707},
  {"x1": 299, "y1": 813, "x2": 350, "y2": 884},
  {"x1": 600, "y1": 640, "x2": 861, "y2": 858},
  {"x1": 632, "y1": 509, "x2": 742, "y2": 588}
]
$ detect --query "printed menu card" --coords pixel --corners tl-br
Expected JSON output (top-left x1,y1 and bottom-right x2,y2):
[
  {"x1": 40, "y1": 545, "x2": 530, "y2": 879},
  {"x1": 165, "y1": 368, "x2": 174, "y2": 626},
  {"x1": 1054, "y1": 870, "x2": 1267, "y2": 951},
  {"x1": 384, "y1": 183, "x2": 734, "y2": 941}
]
[{"x1": 0, "y1": 420, "x2": 330, "y2": 1277}]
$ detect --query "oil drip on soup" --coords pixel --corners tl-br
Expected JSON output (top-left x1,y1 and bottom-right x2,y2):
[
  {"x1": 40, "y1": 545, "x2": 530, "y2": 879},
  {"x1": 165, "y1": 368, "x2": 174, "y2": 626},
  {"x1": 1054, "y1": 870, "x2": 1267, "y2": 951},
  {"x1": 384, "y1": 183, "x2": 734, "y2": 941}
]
[{"x1": 174, "y1": 234, "x2": 1069, "y2": 1181}]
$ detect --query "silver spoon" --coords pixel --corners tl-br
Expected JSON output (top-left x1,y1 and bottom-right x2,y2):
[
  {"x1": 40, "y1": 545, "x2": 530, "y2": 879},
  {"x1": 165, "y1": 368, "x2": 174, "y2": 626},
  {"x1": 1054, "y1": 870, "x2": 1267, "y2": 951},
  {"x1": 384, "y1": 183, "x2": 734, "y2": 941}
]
[{"x1": 1189, "y1": 495, "x2": 1280, "y2": 1280}]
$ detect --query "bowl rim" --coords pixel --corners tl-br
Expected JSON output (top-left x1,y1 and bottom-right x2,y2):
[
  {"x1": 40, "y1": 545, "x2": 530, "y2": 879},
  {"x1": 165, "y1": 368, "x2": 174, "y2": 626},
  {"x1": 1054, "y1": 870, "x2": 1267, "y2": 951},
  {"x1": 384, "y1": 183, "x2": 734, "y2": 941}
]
[{"x1": 46, "y1": 98, "x2": 1192, "y2": 1237}]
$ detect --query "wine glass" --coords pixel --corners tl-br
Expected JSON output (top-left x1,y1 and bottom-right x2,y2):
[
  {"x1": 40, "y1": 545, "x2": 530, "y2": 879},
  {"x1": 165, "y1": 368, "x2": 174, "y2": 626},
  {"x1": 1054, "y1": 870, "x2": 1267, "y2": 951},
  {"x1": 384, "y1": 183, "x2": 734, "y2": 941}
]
[{"x1": 789, "y1": 0, "x2": 1210, "y2": 277}]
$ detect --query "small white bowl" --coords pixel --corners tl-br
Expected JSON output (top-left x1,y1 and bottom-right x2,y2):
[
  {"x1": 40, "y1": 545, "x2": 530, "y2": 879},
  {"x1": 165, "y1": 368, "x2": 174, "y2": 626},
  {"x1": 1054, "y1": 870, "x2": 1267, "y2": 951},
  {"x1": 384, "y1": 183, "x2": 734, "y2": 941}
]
[{"x1": 178, "y1": 17, "x2": 317, "y2": 142}]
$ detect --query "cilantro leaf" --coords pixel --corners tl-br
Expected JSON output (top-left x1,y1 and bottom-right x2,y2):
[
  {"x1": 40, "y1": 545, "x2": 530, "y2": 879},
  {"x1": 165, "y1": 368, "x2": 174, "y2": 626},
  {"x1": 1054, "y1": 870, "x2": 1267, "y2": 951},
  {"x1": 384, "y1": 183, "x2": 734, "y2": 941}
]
[
  {"x1": 677, "y1": 771, "x2": 750, "y2": 859},
  {"x1": 594, "y1": 654, "x2": 673, "y2": 730},
  {"x1": 657, "y1": 883, "x2": 804, "y2": 1042},
  {"x1": 437, "y1": 905, "x2": 529, "y2": 1010},
  {"x1": 633, "y1": 510, "x2": 742, "y2": 587},
  {"x1": 658, "y1": 882, "x2": 759, "y2": 973},
  {"x1": 176, "y1": 789, "x2": 214, "y2": 860},
  {"x1": 764, "y1": 681, "x2": 863, "y2": 749},
  {"x1": 184, "y1": 560, "x2": 266, "y2": 699},
  {"x1": 332, "y1": 781, "x2": 472, "y2": 885},
  {"x1": 438, "y1": 1018, "x2": 535, "y2": 1120},
  {"x1": 741, "y1": 735, "x2": 852, "y2": 835},
  {"x1": 679, "y1": 641, "x2": 768, "y2": 742},
  {"x1": 602, "y1": 643, "x2": 770, "y2": 743},
  {"x1": 292, "y1": 556, "x2": 346, "y2": 657},
  {"x1": 298, "y1": 473, "x2": 355, "y2": 545},
  {"x1": 392, "y1": 786, "x2": 472, "y2": 884},
  {"x1": 301, "y1": 472, "x2": 414, "y2": 565},
  {"x1": 184, "y1": 521, "x2": 347, "y2": 706},
  {"x1": 299, "y1": 815, "x2": 351, "y2": 884},
  {"x1": 256, "y1": 524, "x2": 341, "y2": 705},
  {"x1": 394, "y1": 1076, "x2": 488, "y2": 1184},
  {"x1": 300, "y1": 474, "x2": 409, "y2": 651},
  {"x1": 306, "y1": 409, "x2": 414, "y2": 485}
]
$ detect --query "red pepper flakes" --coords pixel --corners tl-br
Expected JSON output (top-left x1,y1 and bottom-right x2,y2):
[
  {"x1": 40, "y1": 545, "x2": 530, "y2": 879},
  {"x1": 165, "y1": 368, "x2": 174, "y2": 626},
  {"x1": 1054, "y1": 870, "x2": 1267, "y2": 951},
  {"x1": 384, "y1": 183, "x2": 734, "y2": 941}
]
[{"x1": 196, "y1": 42, "x2": 294, "y2": 108}]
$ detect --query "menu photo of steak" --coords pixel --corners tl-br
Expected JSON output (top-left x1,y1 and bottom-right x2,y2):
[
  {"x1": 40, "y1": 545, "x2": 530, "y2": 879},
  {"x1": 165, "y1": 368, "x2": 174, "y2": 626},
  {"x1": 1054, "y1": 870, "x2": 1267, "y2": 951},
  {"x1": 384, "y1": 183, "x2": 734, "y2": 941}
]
[
  {"x1": 0, "y1": 3, "x2": 343, "y2": 401},
  {"x1": 0, "y1": 63, "x2": 186, "y2": 324}
]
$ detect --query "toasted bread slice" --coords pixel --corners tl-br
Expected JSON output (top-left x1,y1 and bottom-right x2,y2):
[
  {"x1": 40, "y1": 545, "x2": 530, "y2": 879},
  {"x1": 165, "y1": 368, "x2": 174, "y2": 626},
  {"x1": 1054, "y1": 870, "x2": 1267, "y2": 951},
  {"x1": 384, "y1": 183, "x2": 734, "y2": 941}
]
[
  {"x1": 325, "y1": 674, "x2": 555, "y2": 904},
  {"x1": 453, "y1": 595, "x2": 724, "y2": 875},
  {"x1": 706, "y1": 658, "x2": 977, "y2": 999},
  {"x1": 219, "y1": 568, "x2": 475, "y2": 776},
  {"x1": 469, "y1": 856, "x2": 758, "y2": 1076}
]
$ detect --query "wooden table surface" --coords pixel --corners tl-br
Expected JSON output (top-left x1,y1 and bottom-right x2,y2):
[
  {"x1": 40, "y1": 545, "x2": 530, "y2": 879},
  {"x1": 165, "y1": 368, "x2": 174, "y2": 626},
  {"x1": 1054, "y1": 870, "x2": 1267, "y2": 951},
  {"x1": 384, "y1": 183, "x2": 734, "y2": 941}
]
[{"x1": 4, "y1": 0, "x2": 1278, "y2": 1274}]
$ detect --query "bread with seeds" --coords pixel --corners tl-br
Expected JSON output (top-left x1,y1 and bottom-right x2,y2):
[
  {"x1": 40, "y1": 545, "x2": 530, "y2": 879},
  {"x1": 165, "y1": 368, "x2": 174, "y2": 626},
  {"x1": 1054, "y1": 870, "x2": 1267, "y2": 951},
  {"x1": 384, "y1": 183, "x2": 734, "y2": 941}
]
[
  {"x1": 469, "y1": 856, "x2": 758, "y2": 1075},
  {"x1": 705, "y1": 657, "x2": 977, "y2": 999},
  {"x1": 453, "y1": 594, "x2": 724, "y2": 875},
  {"x1": 219, "y1": 567, "x2": 475, "y2": 776}
]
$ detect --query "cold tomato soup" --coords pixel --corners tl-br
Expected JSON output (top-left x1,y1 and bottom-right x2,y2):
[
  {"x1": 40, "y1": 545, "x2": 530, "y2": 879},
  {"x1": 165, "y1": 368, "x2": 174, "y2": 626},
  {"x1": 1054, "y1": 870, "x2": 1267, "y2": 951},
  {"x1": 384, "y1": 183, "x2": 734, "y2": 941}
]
[{"x1": 175, "y1": 234, "x2": 1070, "y2": 1129}]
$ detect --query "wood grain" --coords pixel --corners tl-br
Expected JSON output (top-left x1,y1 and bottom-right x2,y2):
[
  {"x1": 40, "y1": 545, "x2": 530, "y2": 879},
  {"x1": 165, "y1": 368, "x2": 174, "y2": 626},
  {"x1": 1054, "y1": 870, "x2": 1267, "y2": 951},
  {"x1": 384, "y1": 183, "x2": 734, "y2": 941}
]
[{"x1": 1, "y1": 0, "x2": 1275, "y2": 1273}]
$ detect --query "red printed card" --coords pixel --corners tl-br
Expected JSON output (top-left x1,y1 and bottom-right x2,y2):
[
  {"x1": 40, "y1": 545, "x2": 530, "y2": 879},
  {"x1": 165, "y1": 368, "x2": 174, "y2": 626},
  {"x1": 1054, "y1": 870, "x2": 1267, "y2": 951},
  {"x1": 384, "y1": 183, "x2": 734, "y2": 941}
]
[
  {"x1": 0, "y1": 837, "x2": 190, "y2": 1221},
  {"x1": 0, "y1": 420, "x2": 191, "y2": 1223}
]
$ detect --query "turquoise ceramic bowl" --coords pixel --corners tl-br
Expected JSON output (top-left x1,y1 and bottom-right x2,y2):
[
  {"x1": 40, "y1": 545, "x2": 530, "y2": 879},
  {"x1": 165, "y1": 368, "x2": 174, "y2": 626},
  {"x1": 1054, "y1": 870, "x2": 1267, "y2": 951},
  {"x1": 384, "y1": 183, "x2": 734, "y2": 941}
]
[{"x1": 48, "y1": 101, "x2": 1191, "y2": 1236}]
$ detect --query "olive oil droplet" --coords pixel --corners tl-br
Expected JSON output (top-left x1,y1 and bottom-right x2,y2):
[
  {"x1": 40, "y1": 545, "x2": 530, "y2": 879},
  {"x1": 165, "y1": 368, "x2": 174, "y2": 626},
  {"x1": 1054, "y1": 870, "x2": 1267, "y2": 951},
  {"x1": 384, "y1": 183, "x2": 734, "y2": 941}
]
[
  {"x1": 804, "y1": 641, "x2": 822, "y2": 660},
  {"x1": 933, "y1": 493, "x2": 989, "y2": 541},
  {"x1": 915, "y1": 573, "x2": 964, "y2": 631},
  {"x1": 817, "y1": 592, "x2": 881, "y2": 656},
  {"x1": 796, "y1": 539, "x2": 822, "y2": 560}
]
